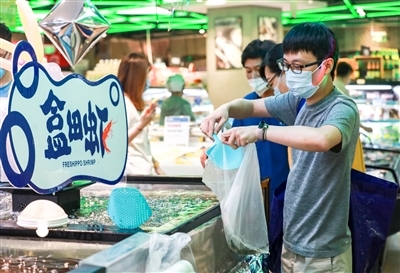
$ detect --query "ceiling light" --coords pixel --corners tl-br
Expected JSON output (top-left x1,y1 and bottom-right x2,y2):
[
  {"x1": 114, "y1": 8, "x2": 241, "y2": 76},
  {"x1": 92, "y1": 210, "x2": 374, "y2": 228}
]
[
  {"x1": 199, "y1": 28, "x2": 205, "y2": 34},
  {"x1": 308, "y1": 0, "x2": 313, "y2": 4},
  {"x1": 356, "y1": 8, "x2": 366, "y2": 17}
]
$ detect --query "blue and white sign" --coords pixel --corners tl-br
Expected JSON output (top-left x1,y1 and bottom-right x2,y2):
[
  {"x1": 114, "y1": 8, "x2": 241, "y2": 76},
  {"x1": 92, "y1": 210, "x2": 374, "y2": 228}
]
[
  {"x1": 163, "y1": 116, "x2": 190, "y2": 147},
  {"x1": 0, "y1": 41, "x2": 128, "y2": 194}
]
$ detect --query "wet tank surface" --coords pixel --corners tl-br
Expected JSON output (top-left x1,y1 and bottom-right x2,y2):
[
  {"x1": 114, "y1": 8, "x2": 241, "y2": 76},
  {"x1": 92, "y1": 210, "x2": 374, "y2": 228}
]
[
  {"x1": 0, "y1": 238, "x2": 110, "y2": 273},
  {"x1": 68, "y1": 186, "x2": 219, "y2": 233},
  {"x1": 2, "y1": 183, "x2": 219, "y2": 234},
  {"x1": 0, "y1": 179, "x2": 221, "y2": 272}
]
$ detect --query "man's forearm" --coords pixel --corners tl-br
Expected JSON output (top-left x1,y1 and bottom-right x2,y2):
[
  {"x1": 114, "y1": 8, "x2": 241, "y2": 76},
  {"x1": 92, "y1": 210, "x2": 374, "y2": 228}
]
[
  {"x1": 227, "y1": 99, "x2": 255, "y2": 119},
  {"x1": 259, "y1": 125, "x2": 342, "y2": 152}
]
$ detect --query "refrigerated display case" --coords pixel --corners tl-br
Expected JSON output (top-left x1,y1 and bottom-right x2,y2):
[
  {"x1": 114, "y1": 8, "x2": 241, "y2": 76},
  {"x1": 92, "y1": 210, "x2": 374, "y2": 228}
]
[
  {"x1": 143, "y1": 87, "x2": 214, "y2": 127},
  {"x1": 347, "y1": 81, "x2": 400, "y2": 148},
  {"x1": 142, "y1": 87, "x2": 213, "y2": 176},
  {"x1": 0, "y1": 176, "x2": 252, "y2": 273}
]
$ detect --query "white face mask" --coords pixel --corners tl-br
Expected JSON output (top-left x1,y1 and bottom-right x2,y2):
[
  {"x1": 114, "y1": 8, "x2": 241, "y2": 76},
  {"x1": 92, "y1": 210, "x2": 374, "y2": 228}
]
[
  {"x1": 273, "y1": 74, "x2": 282, "y2": 96},
  {"x1": 286, "y1": 63, "x2": 326, "y2": 99},
  {"x1": 248, "y1": 77, "x2": 267, "y2": 97}
]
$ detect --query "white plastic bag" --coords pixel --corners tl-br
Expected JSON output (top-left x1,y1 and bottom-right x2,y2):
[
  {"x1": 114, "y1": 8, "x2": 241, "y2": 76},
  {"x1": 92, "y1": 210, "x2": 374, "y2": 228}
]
[
  {"x1": 203, "y1": 141, "x2": 269, "y2": 254},
  {"x1": 145, "y1": 233, "x2": 196, "y2": 273}
]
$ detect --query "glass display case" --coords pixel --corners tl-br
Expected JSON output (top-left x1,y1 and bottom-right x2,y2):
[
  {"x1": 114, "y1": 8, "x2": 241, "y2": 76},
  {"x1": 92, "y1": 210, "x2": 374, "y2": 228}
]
[
  {"x1": 143, "y1": 87, "x2": 214, "y2": 126},
  {"x1": 0, "y1": 176, "x2": 250, "y2": 273},
  {"x1": 347, "y1": 81, "x2": 400, "y2": 148}
]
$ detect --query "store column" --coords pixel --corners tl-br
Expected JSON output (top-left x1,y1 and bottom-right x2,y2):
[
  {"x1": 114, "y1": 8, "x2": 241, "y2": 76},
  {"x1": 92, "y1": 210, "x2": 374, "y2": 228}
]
[{"x1": 206, "y1": 6, "x2": 282, "y2": 108}]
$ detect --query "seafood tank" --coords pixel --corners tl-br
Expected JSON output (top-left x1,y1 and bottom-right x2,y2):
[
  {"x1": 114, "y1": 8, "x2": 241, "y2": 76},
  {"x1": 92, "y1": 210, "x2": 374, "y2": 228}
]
[{"x1": 0, "y1": 176, "x2": 248, "y2": 273}]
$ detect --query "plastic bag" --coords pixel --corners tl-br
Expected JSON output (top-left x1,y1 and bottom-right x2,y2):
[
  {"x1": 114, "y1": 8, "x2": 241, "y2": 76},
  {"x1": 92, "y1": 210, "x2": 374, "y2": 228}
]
[
  {"x1": 203, "y1": 137, "x2": 269, "y2": 254},
  {"x1": 145, "y1": 233, "x2": 196, "y2": 273},
  {"x1": 267, "y1": 169, "x2": 398, "y2": 273}
]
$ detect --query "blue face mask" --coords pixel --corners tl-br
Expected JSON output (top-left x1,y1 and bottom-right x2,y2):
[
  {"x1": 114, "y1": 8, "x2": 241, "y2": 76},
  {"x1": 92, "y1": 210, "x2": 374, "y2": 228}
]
[
  {"x1": 0, "y1": 68, "x2": 6, "y2": 78},
  {"x1": 206, "y1": 134, "x2": 244, "y2": 170}
]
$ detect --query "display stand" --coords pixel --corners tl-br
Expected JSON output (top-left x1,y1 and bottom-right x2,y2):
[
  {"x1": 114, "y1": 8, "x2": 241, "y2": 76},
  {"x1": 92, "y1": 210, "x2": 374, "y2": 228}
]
[{"x1": 0, "y1": 181, "x2": 94, "y2": 212}]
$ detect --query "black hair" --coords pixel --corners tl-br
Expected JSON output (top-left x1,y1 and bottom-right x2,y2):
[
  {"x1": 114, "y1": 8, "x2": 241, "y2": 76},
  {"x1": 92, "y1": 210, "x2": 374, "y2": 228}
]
[
  {"x1": 0, "y1": 23, "x2": 12, "y2": 42},
  {"x1": 283, "y1": 22, "x2": 339, "y2": 79},
  {"x1": 241, "y1": 39, "x2": 276, "y2": 67},
  {"x1": 336, "y1": 62, "x2": 353, "y2": 77},
  {"x1": 260, "y1": 43, "x2": 283, "y2": 82}
]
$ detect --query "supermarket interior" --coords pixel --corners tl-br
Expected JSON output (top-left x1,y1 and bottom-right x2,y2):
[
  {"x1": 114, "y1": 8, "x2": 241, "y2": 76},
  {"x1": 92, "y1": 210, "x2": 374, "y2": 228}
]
[{"x1": 0, "y1": 0, "x2": 399, "y2": 272}]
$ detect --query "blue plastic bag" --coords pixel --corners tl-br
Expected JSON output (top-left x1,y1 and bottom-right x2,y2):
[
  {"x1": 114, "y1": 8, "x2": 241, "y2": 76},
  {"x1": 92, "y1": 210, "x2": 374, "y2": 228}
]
[{"x1": 268, "y1": 169, "x2": 398, "y2": 273}]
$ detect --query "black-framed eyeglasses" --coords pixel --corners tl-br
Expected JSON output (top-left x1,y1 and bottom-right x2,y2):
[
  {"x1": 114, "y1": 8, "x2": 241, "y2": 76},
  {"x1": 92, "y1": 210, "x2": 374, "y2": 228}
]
[
  {"x1": 266, "y1": 74, "x2": 278, "y2": 88},
  {"x1": 276, "y1": 58, "x2": 322, "y2": 74}
]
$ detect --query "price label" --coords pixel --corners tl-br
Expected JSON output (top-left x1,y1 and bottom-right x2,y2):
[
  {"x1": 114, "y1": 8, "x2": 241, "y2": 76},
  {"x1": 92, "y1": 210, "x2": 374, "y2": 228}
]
[{"x1": 163, "y1": 116, "x2": 190, "y2": 147}]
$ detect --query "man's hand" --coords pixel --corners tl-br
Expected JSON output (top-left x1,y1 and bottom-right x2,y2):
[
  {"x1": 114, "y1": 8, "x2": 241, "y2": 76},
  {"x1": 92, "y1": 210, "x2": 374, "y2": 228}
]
[
  {"x1": 221, "y1": 126, "x2": 259, "y2": 149},
  {"x1": 200, "y1": 104, "x2": 230, "y2": 140}
]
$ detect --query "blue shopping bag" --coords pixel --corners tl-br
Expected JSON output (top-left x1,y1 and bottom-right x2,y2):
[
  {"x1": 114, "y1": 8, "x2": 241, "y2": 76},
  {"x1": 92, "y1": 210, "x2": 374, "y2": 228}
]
[
  {"x1": 266, "y1": 180, "x2": 286, "y2": 273},
  {"x1": 349, "y1": 169, "x2": 398, "y2": 273},
  {"x1": 267, "y1": 169, "x2": 398, "y2": 273}
]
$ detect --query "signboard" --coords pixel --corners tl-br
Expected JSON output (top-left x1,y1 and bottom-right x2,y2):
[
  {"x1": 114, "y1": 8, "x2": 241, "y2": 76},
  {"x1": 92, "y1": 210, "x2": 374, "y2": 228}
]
[
  {"x1": 163, "y1": 116, "x2": 190, "y2": 147},
  {"x1": 0, "y1": 41, "x2": 128, "y2": 194},
  {"x1": 0, "y1": 0, "x2": 17, "y2": 28}
]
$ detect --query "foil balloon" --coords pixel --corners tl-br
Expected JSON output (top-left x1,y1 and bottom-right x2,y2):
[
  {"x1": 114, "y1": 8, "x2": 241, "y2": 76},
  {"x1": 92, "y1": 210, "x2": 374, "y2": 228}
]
[{"x1": 39, "y1": 0, "x2": 110, "y2": 68}]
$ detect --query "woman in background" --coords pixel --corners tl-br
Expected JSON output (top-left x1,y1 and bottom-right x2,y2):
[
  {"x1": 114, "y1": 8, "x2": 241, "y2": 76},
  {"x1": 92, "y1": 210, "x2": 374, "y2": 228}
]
[{"x1": 118, "y1": 53, "x2": 165, "y2": 175}]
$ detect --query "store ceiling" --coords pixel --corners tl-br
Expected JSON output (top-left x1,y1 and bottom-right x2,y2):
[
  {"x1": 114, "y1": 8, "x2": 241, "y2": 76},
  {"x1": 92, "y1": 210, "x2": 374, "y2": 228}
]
[{"x1": 8, "y1": 0, "x2": 400, "y2": 34}]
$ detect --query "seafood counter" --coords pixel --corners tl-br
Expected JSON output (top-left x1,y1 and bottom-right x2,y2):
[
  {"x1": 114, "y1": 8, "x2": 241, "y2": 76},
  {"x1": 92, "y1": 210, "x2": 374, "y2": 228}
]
[{"x1": 0, "y1": 176, "x2": 249, "y2": 273}]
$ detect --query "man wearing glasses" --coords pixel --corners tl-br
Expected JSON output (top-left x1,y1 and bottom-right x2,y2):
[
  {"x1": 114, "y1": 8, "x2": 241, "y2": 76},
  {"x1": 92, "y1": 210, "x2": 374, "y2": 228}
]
[
  {"x1": 201, "y1": 22, "x2": 358, "y2": 272},
  {"x1": 0, "y1": 23, "x2": 12, "y2": 98}
]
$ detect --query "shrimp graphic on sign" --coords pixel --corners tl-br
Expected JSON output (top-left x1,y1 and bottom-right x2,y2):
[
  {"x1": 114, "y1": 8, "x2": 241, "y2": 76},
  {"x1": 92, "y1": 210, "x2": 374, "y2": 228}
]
[{"x1": 0, "y1": 41, "x2": 128, "y2": 194}]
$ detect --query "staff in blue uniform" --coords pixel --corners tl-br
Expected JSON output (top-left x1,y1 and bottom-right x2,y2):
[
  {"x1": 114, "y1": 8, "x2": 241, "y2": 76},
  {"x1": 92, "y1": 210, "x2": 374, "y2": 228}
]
[
  {"x1": 232, "y1": 42, "x2": 290, "y2": 202},
  {"x1": 201, "y1": 41, "x2": 290, "y2": 204},
  {"x1": 0, "y1": 23, "x2": 12, "y2": 97}
]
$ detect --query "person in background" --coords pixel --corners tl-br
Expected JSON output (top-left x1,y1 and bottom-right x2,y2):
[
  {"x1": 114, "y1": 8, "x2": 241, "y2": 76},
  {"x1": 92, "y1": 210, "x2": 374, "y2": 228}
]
[
  {"x1": 159, "y1": 74, "x2": 195, "y2": 126},
  {"x1": 241, "y1": 39, "x2": 276, "y2": 98},
  {"x1": 259, "y1": 43, "x2": 288, "y2": 96},
  {"x1": 240, "y1": 42, "x2": 290, "y2": 202},
  {"x1": 0, "y1": 23, "x2": 12, "y2": 97},
  {"x1": 334, "y1": 62, "x2": 353, "y2": 96},
  {"x1": 335, "y1": 61, "x2": 373, "y2": 133},
  {"x1": 118, "y1": 53, "x2": 165, "y2": 176},
  {"x1": 201, "y1": 22, "x2": 358, "y2": 272},
  {"x1": 201, "y1": 39, "x2": 290, "y2": 203}
]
